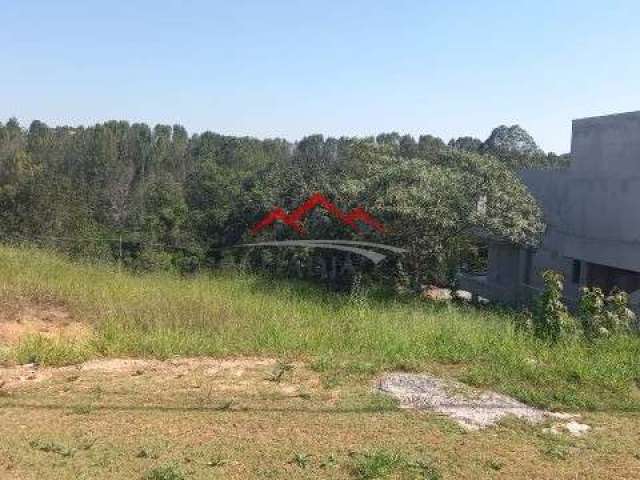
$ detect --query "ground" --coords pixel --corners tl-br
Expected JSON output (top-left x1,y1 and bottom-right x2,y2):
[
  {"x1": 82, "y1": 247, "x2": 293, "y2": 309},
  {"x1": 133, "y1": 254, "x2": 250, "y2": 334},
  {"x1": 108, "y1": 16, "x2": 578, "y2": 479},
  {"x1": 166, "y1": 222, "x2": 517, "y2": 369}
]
[
  {"x1": 1, "y1": 247, "x2": 640, "y2": 479},
  {"x1": 1, "y1": 355, "x2": 640, "y2": 480}
]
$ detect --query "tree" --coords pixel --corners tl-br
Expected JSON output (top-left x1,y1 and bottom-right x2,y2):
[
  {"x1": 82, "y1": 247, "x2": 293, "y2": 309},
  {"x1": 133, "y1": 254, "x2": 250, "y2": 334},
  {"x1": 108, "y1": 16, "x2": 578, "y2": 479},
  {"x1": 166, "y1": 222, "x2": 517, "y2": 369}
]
[
  {"x1": 482, "y1": 125, "x2": 543, "y2": 156},
  {"x1": 448, "y1": 136, "x2": 482, "y2": 153},
  {"x1": 0, "y1": 117, "x2": 546, "y2": 289},
  {"x1": 356, "y1": 144, "x2": 543, "y2": 286}
]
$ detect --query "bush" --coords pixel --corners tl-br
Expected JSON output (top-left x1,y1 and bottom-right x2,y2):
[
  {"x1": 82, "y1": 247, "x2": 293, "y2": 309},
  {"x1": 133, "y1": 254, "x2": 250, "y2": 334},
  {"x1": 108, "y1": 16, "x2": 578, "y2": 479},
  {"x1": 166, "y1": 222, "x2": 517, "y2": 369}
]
[
  {"x1": 578, "y1": 287, "x2": 606, "y2": 339},
  {"x1": 533, "y1": 270, "x2": 576, "y2": 342},
  {"x1": 143, "y1": 464, "x2": 184, "y2": 480},
  {"x1": 603, "y1": 289, "x2": 636, "y2": 334},
  {"x1": 174, "y1": 254, "x2": 201, "y2": 275},
  {"x1": 130, "y1": 248, "x2": 174, "y2": 273},
  {"x1": 579, "y1": 287, "x2": 636, "y2": 339}
]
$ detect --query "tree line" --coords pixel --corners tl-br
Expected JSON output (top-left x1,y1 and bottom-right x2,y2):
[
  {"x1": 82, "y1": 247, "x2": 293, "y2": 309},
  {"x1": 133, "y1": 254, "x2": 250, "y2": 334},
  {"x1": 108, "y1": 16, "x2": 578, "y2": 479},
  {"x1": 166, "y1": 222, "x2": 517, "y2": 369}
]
[{"x1": 0, "y1": 118, "x2": 565, "y2": 291}]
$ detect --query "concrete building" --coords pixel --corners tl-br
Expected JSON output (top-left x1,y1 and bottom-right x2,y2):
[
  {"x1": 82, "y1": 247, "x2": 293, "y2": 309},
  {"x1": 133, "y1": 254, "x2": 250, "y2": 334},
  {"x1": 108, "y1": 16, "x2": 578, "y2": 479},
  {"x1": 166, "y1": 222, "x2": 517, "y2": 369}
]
[{"x1": 460, "y1": 111, "x2": 640, "y2": 310}]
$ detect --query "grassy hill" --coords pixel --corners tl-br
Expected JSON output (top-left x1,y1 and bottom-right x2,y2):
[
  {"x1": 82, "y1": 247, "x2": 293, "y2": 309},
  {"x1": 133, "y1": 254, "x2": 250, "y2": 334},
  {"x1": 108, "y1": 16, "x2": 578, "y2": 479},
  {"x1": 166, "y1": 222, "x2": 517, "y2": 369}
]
[{"x1": 1, "y1": 245, "x2": 639, "y2": 411}]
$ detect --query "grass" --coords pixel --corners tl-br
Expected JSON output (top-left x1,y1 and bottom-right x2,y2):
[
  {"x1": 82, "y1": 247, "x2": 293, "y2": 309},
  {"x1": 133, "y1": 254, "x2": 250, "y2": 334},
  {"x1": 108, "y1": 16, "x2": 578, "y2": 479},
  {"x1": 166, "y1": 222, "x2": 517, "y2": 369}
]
[
  {"x1": 143, "y1": 463, "x2": 185, "y2": 480},
  {"x1": 350, "y1": 450, "x2": 404, "y2": 479},
  {"x1": 291, "y1": 452, "x2": 312, "y2": 469},
  {"x1": 349, "y1": 450, "x2": 443, "y2": 479},
  {"x1": 1, "y1": 245, "x2": 640, "y2": 411},
  {"x1": 29, "y1": 439, "x2": 76, "y2": 457}
]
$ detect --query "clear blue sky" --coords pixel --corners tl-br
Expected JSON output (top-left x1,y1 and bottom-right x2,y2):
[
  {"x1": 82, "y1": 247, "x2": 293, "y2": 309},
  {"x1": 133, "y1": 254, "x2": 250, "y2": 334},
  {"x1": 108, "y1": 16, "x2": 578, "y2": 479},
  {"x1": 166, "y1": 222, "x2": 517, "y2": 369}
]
[{"x1": 2, "y1": 0, "x2": 639, "y2": 153}]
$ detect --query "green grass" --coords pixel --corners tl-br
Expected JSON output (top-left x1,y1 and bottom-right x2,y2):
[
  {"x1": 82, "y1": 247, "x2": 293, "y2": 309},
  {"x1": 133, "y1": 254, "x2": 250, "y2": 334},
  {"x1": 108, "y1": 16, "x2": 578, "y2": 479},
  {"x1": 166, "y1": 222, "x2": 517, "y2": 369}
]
[
  {"x1": 29, "y1": 439, "x2": 76, "y2": 457},
  {"x1": 143, "y1": 463, "x2": 185, "y2": 480},
  {"x1": 349, "y1": 450, "x2": 404, "y2": 479},
  {"x1": 349, "y1": 450, "x2": 442, "y2": 480},
  {"x1": 1, "y1": 245, "x2": 639, "y2": 411}
]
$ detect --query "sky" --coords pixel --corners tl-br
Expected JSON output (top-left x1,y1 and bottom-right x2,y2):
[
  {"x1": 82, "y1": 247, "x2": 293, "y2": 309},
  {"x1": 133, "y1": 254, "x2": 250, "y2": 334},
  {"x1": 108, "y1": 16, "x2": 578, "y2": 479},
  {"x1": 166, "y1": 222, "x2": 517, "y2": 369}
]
[{"x1": 1, "y1": 1, "x2": 639, "y2": 153}]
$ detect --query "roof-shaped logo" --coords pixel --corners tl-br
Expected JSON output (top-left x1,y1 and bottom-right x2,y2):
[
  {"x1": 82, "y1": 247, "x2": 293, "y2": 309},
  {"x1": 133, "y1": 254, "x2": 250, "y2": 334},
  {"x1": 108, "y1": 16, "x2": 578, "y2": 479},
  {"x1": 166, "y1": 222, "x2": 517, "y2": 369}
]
[{"x1": 250, "y1": 193, "x2": 385, "y2": 236}]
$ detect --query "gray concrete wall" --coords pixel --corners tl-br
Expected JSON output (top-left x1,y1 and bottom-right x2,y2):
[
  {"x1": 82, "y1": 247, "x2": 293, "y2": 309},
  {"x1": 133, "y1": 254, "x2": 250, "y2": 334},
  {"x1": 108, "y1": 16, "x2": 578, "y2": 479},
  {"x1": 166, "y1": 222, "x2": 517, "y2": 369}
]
[
  {"x1": 461, "y1": 111, "x2": 640, "y2": 310},
  {"x1": 520, "y1": 111, "x2": 640, "y2": 273}
]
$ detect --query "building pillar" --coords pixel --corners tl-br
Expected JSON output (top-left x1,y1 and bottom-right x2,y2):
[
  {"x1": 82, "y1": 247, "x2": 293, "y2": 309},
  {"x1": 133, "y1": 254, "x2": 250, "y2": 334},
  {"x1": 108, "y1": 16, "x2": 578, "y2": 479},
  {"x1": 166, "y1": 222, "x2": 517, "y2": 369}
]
[{"x1": 579, "y1": 260, "x2": 589, "y2": 287}]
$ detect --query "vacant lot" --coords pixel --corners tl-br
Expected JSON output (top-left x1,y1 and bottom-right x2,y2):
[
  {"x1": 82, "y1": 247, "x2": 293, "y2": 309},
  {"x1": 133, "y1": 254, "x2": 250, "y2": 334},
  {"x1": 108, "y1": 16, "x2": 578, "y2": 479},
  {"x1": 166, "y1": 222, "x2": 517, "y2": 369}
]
[
  {"x1": 1, "y1": 356, "x2": 640, "y2": 479},
  {"x1": 1, "y1": 246, "x2": 640, "y2": 478}
]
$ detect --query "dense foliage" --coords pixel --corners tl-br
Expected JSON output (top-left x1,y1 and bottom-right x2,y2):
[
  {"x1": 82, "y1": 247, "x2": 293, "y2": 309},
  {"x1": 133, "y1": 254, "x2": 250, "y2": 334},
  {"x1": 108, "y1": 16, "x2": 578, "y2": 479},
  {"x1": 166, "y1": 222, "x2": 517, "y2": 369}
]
[
  {"x1": 578, "y1": 286, "x2": 635, "y2": 339},
  {"x1": 0, "y1": 118, "x2": 548, "y2": 289},
  {"x1": 532, "y1": 271, "x2": 636, "y2": 342}
]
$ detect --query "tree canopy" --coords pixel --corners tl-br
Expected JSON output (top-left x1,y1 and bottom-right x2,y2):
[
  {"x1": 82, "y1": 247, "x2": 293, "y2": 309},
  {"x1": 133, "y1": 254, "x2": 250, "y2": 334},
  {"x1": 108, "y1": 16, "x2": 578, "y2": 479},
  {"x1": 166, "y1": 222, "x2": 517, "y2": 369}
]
[{"x1": 0, "y1": 118, "x2": 548, "y2": 288}]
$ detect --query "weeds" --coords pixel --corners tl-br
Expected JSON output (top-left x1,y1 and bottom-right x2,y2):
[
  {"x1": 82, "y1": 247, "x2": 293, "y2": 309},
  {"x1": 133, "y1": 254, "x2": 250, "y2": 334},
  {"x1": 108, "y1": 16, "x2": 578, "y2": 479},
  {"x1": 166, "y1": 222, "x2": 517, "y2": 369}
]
[
  {"x1": 14, "y1": 334, "x2": 93, "y2": 366},
  {"x1": 579, "y1": 287, "x2": 636, "y2": 339},
  {"x1": 291, "y1": 452, "x2": 312, "y2": 469},
  {"x1": 268, "y1": 361, "x2": 294, "y2": 382},
  {"x1": 320, "y1": 454, "x2": 338, "y2": 469},
  {"x1": 205, "y1": 455, "x2": 226, "y2": 467},
  {"x1": 136, "y1": 447, "x2": 158, "y2": 459},
  {"x1": 485, "y1": 458, "x2": 505, "y2": 471},
  {"x1": 69, "y1": 404, "x2": 94, "y2": 415},
  {"x1": 211, "y1": 400, "x2": 231, "y2": 411},
  {"x1": 143, "y1": 463, "x2": 185, "y2": 480},
  {"x1": 348, "y1": 451, "x2": 442, "y2": 480},
  {"x1": 406, "y1": 458, "x2": 442, "y2": 479},
  {"x1": 540, "y1": 437, "x2": 572, "y2": 461},
  {"x1": 350, "y1": 450, "x2": 403, "y2": 479},
  {"x1": 29, "y1": 439, "x2": 75, "y2": 457},
  {"x1": 533, "y1": 271, "x2": 576, "y2": 342}
]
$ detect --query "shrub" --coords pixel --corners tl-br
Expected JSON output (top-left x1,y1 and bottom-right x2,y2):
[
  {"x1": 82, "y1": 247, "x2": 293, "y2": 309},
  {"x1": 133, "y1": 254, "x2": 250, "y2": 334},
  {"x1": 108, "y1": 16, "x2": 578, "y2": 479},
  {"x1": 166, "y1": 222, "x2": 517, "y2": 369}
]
[
  {"x1": 130, "y1": 248, "x2": 173, "y2": 273},
  {"x1": 174, "y1": 254, "x2": 201, "y2": 275},
  {"x1": 350, "y1": 450, "x2": 403, "y2": 479},
  {"x1": 143, "y1": 464, "x2": 184, "y2": 480},
  {"x1": 578, "y1": 287, "x2": 606, "y2": 339},
  {"x1": 579, "y1": 287, "x2": 635, "y2": 339},
  {"x1": 533, "y1": 270, "x2": 576, "y2": 342},
  {"x1": 604, "y1": 289, "x2": 636, "y2": 334},
  {"x1": 392, "y1": 260, "x2": 411, "y2": 296}
]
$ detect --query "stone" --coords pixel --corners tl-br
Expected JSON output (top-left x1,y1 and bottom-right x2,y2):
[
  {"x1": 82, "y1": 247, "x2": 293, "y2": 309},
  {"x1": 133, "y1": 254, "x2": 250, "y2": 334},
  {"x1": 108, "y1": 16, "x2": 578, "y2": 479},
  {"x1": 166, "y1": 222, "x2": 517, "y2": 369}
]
[
  {"x1": 565, "y1": 421, "x2": 591, "y2": 436},
  {"x1": 455, "y1": 290, "x2": 473, "y2": 302},
  {"x1": 377, "y1": 372, "x2": 546, "y2": 430},
  {"x1": 422, "y1": 286, "x2": 452, "y2": 302}
]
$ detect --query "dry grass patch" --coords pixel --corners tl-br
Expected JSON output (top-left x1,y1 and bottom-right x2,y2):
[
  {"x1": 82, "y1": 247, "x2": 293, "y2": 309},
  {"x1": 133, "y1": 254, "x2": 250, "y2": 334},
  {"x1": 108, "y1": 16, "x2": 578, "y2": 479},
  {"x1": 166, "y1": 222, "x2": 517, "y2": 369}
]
[
  {"x1": 0, "y1": 357, "x2": 639, "y2": 479},
  {"x1": 0, "y1": 357, "x2": 328, "y2": 409}
]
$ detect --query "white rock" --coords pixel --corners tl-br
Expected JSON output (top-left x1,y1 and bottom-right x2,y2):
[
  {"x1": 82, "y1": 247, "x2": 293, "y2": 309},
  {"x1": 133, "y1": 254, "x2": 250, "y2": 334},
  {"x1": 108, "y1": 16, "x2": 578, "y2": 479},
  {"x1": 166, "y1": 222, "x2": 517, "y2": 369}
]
[
  {"x1": 377, "y1": 373, "x2": 546, "y2": 430},
  {"x1": 565, "y1": 421, "x2": 591, "y2": 436},
  {"x1": 455, "y1": 290, "x2": 473, "y2": 302}
]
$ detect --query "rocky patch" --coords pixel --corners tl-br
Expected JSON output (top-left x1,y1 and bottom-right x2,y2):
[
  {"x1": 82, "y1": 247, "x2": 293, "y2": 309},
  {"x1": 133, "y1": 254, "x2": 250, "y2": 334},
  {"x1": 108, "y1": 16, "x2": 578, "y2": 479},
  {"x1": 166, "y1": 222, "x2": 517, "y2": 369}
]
[{"x1": 377, "y1": 372, "x2": 587, "y2": 433}]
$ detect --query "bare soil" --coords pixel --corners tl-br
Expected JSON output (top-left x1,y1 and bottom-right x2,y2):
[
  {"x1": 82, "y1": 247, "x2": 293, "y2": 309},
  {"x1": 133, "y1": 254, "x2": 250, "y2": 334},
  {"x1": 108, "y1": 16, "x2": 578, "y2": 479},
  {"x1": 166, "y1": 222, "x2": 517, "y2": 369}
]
[{"x1": 0, "y1": 297, "x2": 90, "y2": 346}]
